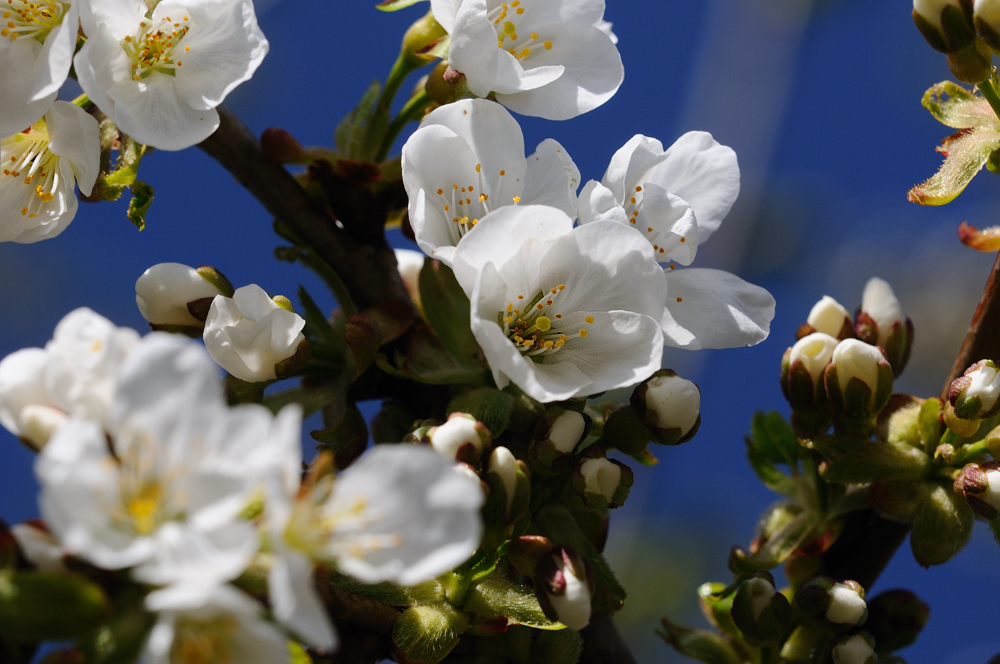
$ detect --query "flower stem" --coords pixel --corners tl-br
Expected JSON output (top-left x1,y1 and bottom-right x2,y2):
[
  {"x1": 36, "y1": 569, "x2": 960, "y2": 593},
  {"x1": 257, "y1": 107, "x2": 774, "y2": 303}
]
[
  {"x1": 71, "y1": 94, "x2": 92, "y2": 109},
  {"x1": 951, "y1": 439, "x2": 990, "y2": 466},
  {"x1": 377, "y1": 90, "x2": 433, "y2": 163},
  {"x1": 978, "y1": 70, "x2": 1000, "y2": 121}
]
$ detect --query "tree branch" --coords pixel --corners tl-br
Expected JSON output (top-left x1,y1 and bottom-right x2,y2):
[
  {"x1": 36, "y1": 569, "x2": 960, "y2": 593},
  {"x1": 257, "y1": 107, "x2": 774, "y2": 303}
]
[
  {"x1": 942, "y1": 250, "x2": 1000, "y2": 397},
  {"x1": 580, "y1": 612, "x2": 637, "y2": 664},
  {"x1": 198, "y1": 106, "x2": 412, "y2": 314}
]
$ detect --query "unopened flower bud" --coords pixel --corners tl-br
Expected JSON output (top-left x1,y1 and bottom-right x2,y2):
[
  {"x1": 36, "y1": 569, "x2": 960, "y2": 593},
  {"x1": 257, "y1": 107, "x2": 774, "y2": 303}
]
[
  {"x1": 831, "y1": 633, "x2": 878, "y2": 664},
  {"x1": 825, "y1": 339, "x2": 893, "y2": 435},
  {"x1": 427, "y1": 413, "x2": 491, "y2": 466},
  {"x1": 864, "y1": 590, "x2": 929, "y2": 653},
  {"x1": 795, "y1": 578, "x2": 867, "y2": 628},
  {"x1": 802, "y1": 296, "x2": 853, "y2": 340},
  {"x1": 548, "y1": 410, "x2": 588, "y2": 453},
  {"x1": 135, "y1": 263, "x2": 234, "y2": 336},
  {"x1": 913, "y1": 0, "x2": 992, "y2": 81},
  {"x1": 949, "y1": 360, "x2": 1000, "y2": 419},
  {"x1": 856, "y1": 278, "x2": 913, "y2": 377},
  {"x1": 631, "y1": 370, "x2": 700, "y2": 445},
  {"x1": 976, "y1": 0, "x2": 1000, "y2": 50},
  {"x1": 260, "y1": 127, "x2": 311, "y2": 164},
  {"x1": 572, "y1": 453, "x2": 633, "y2": 509},
  {"x1": 730, "y1": 572, "x2": 792, "y2": 646},
  {"x1": 782, "y1": 332, "x2": 838, "y2": 411},
  {"x1": 203, "y1": 284, "x2": 308, "y2": 383},
  {"x1": 395, "y1": 249, "x2": 425, "y2": 308},
  {"x1": 426, "y1": 61, "x2": 472, "y2": 106},
  {"x1": 536, "y1": 548, "x2": 594, "y2": 631},
  {"x1": 400, "y1": 10, "x2": 448, "y2": 65},
  {"x1": 487, "y1": 446, "x2": 517, "y2": 511},
  {"x1": 953, "y1": 461, "x2": 1000, "y2": 518},
  {"x1": 531, "y1": 408, "x2": 591, "y2": 473}
]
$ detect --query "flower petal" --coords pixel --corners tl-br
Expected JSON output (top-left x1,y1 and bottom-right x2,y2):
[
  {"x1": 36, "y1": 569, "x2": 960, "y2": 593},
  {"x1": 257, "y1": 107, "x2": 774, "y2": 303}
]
[
  {"x1": 73, "y1": 24, "x2": 133, "y2": 121},
  {"x1": 449, "y1": 0, "x2": 499, "y2": 98},
  {"x1": 0, "y1": 40, "x2": 56, "y2": 137},
  {"x1": 269, "y1": 549, "x2": 337, "y2": 650},
  {"x1": 0, "y1": 348, "x2": 52, "y2": 438},
  {"x1": 79, "y1": 0, "x2": 146, "y2": 41},
  {"x1": 520, "y1": 138, "x2": 581, "y2": 219},
  {"x1": 106, "y1": 72, "x2": 221, "y2": 151},
  {"x1": 30, "y1": 1, "x2": 77, "y2": 101},
  {"x1": 45, "y1": 101, "x2": 101, "y2": 197},
  {"x1": 601, "y1": 134, "x2": 665, "y2": 203},
  {"x1": 131, "y1": 520, "x2": 258, "y2": 588},
  {"x1": 639, "y1": 184, "x2": 698, "y2": 265},
  {"x1": 662, "y1": 268, "x2": 775, "y2": 350},
  {"x1": 577, "y1": 180, "x2": 629, "y2": 225}
]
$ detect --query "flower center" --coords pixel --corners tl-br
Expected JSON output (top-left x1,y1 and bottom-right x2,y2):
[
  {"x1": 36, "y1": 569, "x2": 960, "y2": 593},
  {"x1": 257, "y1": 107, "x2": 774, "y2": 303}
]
[
  {"x1": 171, "y1": 616, "x2": 239, "y2": 664},
  {"x1": 489, "y1": 1, "x2": 554, "y2": 60},
  {"x1": 1, "y1": 121, "x2": 61, "y2": 219},
  {"x1": 122, "y1": 13, "x2": 191, "y2": 80},
  {"x1": 433, "y1": 164, "x2": 521, "y2": 244},
  {"x1": 114, "y1": 438, "x2": 185, "y2": 536},
  {"x1": 0, "y1": 0, "x2": 67, "y2": 43},
  {"x1": 497, "y1": 285, "x2": 593, "y2": 361}
]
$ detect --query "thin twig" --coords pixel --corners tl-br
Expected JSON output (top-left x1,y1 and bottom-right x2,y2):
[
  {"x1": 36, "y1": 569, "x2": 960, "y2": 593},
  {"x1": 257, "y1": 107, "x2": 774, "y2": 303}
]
[{"x1": 942, "y1": 250, "x2": 1000, "y2": 397}]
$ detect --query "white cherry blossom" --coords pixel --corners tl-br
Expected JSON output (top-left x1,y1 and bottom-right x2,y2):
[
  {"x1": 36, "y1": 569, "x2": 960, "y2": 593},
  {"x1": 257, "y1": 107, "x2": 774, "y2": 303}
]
[
  {"x1": 135, "y1": 262, "x2": 233, "y2": 328},
  {"x1": 452, "y1": 205, "x2": 666, "y2": 402},
  {"x1": 36, "y1": 333, "x2": 293, "y2": 590},
  {"x1": 1, "y1": 101, "x2": 100, "y2": 243},
  {"x1": 0, "y1": 308, "x2": 138, "y2": 449},
  {"x1": 203, "y1": 284, "x2": 306, "y2": 383},
  {"x1": 0, "y1": 0, "x2": 78, "y2": 136},
  {"x1": 265, "y1": 444, "x2": 484, "y2": 650},
  {"x1": 402, "y1": 98, "x2": 579, "y2": 264},
  {"x1": 431, "y1": 0, "x2": 623, "y2": 120},
  {"x1": 74, "y1": 0, "x2": 268, "y2": 150}
]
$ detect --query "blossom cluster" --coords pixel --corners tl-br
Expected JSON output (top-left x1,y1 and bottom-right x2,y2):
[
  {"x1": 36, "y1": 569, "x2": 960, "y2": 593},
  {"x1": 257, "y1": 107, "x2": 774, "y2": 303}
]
[
  {"x1": 1, "y1": 0, "x2": 269, "y2": 242},
  {"x1": 0, "y1": 309, "x2": 484, "y2": 660}
]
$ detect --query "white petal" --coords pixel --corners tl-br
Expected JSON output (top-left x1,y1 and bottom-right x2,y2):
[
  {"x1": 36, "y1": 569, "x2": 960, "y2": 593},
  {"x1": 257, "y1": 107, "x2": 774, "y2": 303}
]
[
  {"x1": 0, "y1": 40, "x2": 56, "y2": 137},
  {"x1": 106, "y1": 72, "x2": 221, "y2": 151},
  {"x1": 520, "y1": 139, "x2": 581, "y2": 219},
  {"x1": 494, "y1": 23, "x2": 622, "y2": 121},
  {"x1": 11, "y1": 523, "x2": 66, "y2": 572},
  {"x1": 430, "y1": 0, "x2": 462, "y2": 33},
  {"x1": 577, "y1": 180, "x2": 629, "y2": 225},
  {"x1": 330, "y1": 445, "x2": 484, "y2": 586},
  {"x1": 45, "y1": 101, "x2": 101, "y2": 197},
  {"x1": 131, "y1": 520, "x2": 258, "y2": 587},
  {"x1": 269, "y1": 548, "x2": 337, "y2": 650},
  {"x1": 492, "y1": 49, "x2": 565, "y2": 95},
  {"x1": 645, "y1": 132, "x2": 740, "y2": 243},
  {"x1": 73, "y1": 25, "x2": 133, "y2": 121},
  {"x1": 601, "y1": 134, "x2": 665, "y2": 203},
  {"x1": 662, "y1": 268, "x2": 775, "y2": 350},
  {"x1": 78, "y1": 0, "x2": 146, "y2": 41},
  {"x1": 0, "y1": 348, "x2": 52, "y2": 438},
  {"x1": 639, "y1": 184, "x2": 698, "y2": 265},
  {"x1": 449, "y1": 0, "x2": 500, "y2": 98},
  {"x1": 170, "y1": 0, "x2": 269, "y2": 111},
  {"x1": 514, "y1": 0, "x2": 607, "y2": 27},
  {"x1": 135, "y1": 263, "x2": 226, "y2": 327},
  {"x1": 30, "y1": 1, "x2": 77, "y2": 101}
]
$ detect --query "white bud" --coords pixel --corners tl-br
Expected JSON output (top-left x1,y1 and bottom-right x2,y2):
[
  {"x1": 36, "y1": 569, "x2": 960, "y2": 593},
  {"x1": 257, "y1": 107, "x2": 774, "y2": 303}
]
[
  {"x1": 807, "y1": 296, "x2": 851, "y2": 338},
  {"x1": 644, "y1": 374, "x2": 699, "y2": 435},
  {"x1": 861, "y1": 278, "x2": 903, "y2": 348},
  {"x1": 980, "y1": 469, "x2": 1000, "y2": 511},
  {"x1": 488, "y1": 446, "x2": 518, "y2": 509},
  {"x1": 832, "y1": 339, "x2": 885, "y2": 395},
  {"x1": 11, "y1": 523, "x2": 65, "y2": 572},
  {"x1": 977, "y1": 0, "x2": 1000, "y2": 25},
  {"x1": 135, "y1": 263, "x2": 228, "y2": 327},
  {"x1": 548, "y1": 410, "x2": 586, "y2": 453},
  {"x1": 579, "y1": 458, "x2": 621, "y2": 502},
  {"x1": 453, "y1": 462, "x2": 482, "y2": 485},
  {"x1": 203, "y1": 285, "x2": 307, "y2": 382},
  {"x1": 915, "y1": 0, "x2": 962, "y2": 29},
  {"x1": 394, "y1": 249, "x2": 425, "y2": 307},
  {"x1": 963, "y1": 363, "x2": 1000, "y2": 412},
  {"x1": 745, "y1": 577, "x2": 776, "y2": 621},
  {"x1": 825, "y1": 583, "x2": 867, "y2": 625},
  {"x1": 831, "y1": 634, "x2": 876, "y2": 664},
  {"x1": 546, "y1": 558, "x2": 592, "y2": 631},
  {"x1": 429, "y1": 414, "x2": 486, "y2": 461},
  {"x1": 789, "y1": 333, "x2": 839, "y2": 386},
  {"x1": 17, "y1": 405, "x2": 68, "y2": 450}
]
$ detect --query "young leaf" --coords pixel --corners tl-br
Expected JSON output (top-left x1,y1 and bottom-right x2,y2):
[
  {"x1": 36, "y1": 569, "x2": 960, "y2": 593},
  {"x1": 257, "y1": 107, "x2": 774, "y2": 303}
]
[
  {"x1": 126, "y1": 181, "x2": 154, "y2": 231},
  {"x1": 745, "y1": 439, "x2": 796, "y2": 496},
  {"x1": 657, "y1": 617, "x2": 743, "y2": 664},
  {"x1": 910, "y1": 481, "x2": 974, "y2": 567},
  {"x1": 448, "y1": 387, "x2": 515, "y2": 437},
  {"x1": 750, "y1": 510, "x2": 821, "y2": 569},
  {"x1": 804, "y1": 435, "x2": 930, "y2": 484},
  {"x1": 750, "y1": 411, "x2": 799, "y2": 466},
  {"x1": 461, "y1": 576, "x2": 562, "y2": 630},
  {"x1": 419, "y1": 260, "x2": 483, "y2": 369}
]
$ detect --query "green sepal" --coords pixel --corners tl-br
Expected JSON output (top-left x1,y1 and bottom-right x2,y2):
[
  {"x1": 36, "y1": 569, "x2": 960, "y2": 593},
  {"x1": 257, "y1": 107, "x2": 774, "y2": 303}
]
[
  {"x1": 657, "y1": 617, "x2": 742, "y2": 664},
  {"x1": 864, "y1": 590, "x2": 929, "y2": 654},
  {"x1": 599, "y1": 406, "x2": 654, "y2": 455},
  {"x1": 448, "y1": 387, "x2": 515, "y2": 437},
  {"x1": 0, "y1": 571, "x2": 109, "y2": 642},
  {"x1": 697, "y1": 583, "x2": 741, "y2": 639},
  {"x1": 730, "y1": 572, "x2": 791, "y2": 646},
  {"x1": 334, "y1": 80, "x2": 389, "y2": 163},
  {"x1": 778, "y1": 624, "x2": 828, "y2": 662},
  {"x1": 126, "y1": 181, "x2": 153, "y2": 231},
  {"x1": 419, "y1": 260, "x2": 483, "y2": 369},
  {"x1": 803, "y1": 435, "x2": 930, "y2": 484},
  {"x1": 919, "y1": 398, "x2": 943, "y2": 456},
  {"x1": 392, "y1": 603, "x2": 467, "y2": 664},
  {"x1": 460, "y1": 576, "x2": 563, "y2": 630}
]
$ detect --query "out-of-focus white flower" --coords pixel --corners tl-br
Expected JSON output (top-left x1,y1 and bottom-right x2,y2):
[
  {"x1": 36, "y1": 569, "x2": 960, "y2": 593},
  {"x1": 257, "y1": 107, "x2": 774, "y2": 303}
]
[
  {"x1": 36, "y1": 334, "x2": 293, "y2": 590},
  {"x1": 431, "y1": 0, "x2": 623, "y2": 120},
  {"x1": 143, "y1": 584, "x2": 290, "y2": 664},
  {"x1": 788, "y1": 332, "x2": 838, "y2": 386},
  {"x1": 1, "y1": 101, "x2": 100, "y2": 243},
  {"x1": 860, "y1": 277, "x2": 903, "y2": 348},
  {"x1": 641, "y1": 372, "x2": 700, "y2": 436},
  {"x1": 136, "y1": 263, "x2": 234, "y2": 329},
  {"x1": 0, "y1": 308, "x2": 139, "y2": 449},
  {"x1": 0, "y1": 0, "x2": 78, "y2": 136},
  {"x1": 394, "y1": 249, "x2": 425, "y2": 307},
  {"x1": 546, "y1": 410, "x2": 586, "y2": 453},
  {"x1": 807, "y1": 295, "x2": 851, "y2": 338},
  {"x1": 203, "y1": 284, "x2": 307, "y2": 382},
  {"x1": 579, "y1": 457, "x2": 620, "y2": 502},
  {"x1": 11, "y1": 521, "x2": 65, "y2": 572},
  {"x1": 74, "y1": 0, "x2": 268, "y2": 150},
  {"x1": 266, "y1": 444, "x2": 484, "y2": 650},
  {"x1": 452, "y1": 205, "x2": 665, "y2": 402},
  {"x1": 402, "y1": 98, "x2": 579, "y2": 264}
]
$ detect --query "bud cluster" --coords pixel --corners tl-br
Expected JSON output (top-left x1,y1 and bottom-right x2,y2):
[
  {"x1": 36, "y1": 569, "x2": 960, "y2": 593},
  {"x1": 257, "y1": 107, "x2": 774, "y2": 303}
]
[{"x1": 912, "y1": 0, "x2": 995, "y2": 82}]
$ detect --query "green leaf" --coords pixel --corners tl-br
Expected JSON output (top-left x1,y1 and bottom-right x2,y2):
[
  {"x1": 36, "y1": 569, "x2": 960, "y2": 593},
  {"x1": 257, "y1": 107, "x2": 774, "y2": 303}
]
[
  {"x1": 260, "y1": 378, "x2": 346, "y2": 418},
  {"x1": 329, "y1": 573, "x2": 444, "y2": 606},
  {"x1": 378, "y1": 326, "x2": 489, "y2": 385},
  {"x1": 922, "y1": 81, "x2": 997, "y2": 129},
  {"x1": 910, "y1": 481, "x2": 974, "y2": 567},
  {"x1": 0, "y1": 572, "x2": 109, "y2": 642},
  {"x1": 126, "y1": 181, "x2": 153, "y2": 231},
  {"x1": 533, "y1": 504, "x2": 626, "y2": 613},
  {"x1": 311, "y1": 403, "x2": 368, "y2": 469},
  {"x1": 750, "y1": 510, "x2": 821, "y2": 569},
  {"x1": 750, "y1": 411, "x2": 799, "y2": 466},
  {"x1": 335, "y1": 80, "x2": 382, "y2": 160},
  {"x1": 298, "y1": 286, "x2": 340, "y2": 352},
  {"x1": 529, "y1": 629, "x2": 582, "y2": 664},
  {"x1": 77, "y1": 589, "x2": 154, "y2": 664},
  {"x1": 745, "y1": 439, "x2": 796, "y2": 496},
  {"x1": 462, "y1": 576, "x2": 562, "y2": 630},
  {"x1": 375, "y1": 0, "x2": 427, "y2": 10},
  {"x1": 448, "y1": 387, "x2": 515, "y2": 437},
  {"x1": 419, "y1": 260, "x2": 483, "y2": 369},
  {"x1": 657, "y1": 618, "x2": 742, "y2": 664},
  {"x1": 804, "y1": 435, "x2": 930, "y2": 484}
]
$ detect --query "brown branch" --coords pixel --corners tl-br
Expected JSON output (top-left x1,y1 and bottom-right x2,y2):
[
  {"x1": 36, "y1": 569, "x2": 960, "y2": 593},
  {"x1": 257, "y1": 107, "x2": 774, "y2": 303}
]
[
  {"x1": 579, "y1": 612, "x2": 637, "y2": 664},
  {"x1": 942, "y1": 250, "x2": 1000, "y2": 397},
  {"x1": 198, "y1": 106, "x2": 412, "y2": 314}
]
